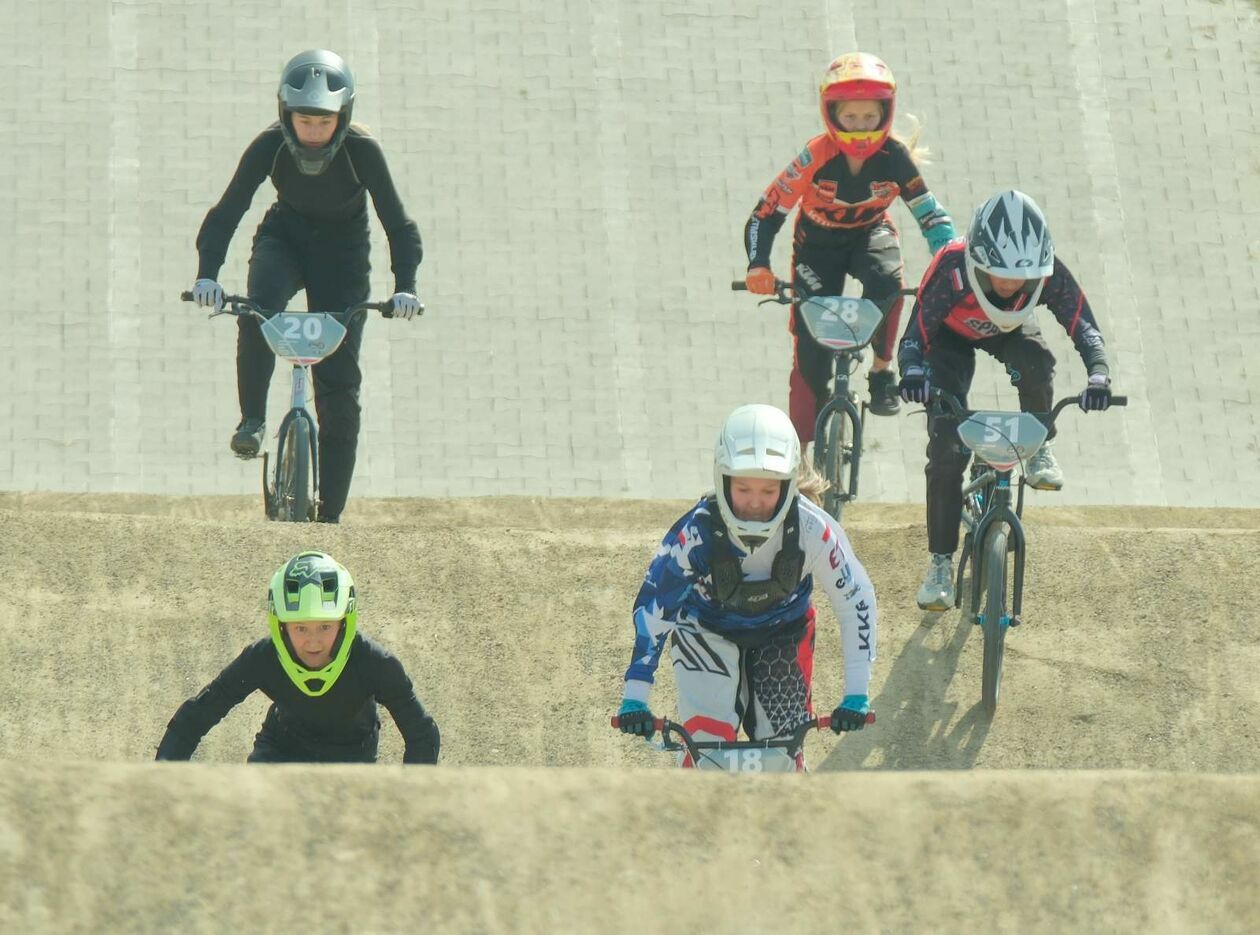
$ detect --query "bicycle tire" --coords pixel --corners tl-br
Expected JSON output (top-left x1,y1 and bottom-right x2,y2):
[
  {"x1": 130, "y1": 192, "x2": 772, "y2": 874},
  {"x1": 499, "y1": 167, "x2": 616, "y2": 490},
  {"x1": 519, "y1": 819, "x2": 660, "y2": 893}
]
[
  {"x1": 981, "y1": 526, "x2": 1009, "y2": 715},
  {"x1": 275, "y1": 418, "x2": 312, "y2": 523},
  {"x1": 819, "y1": 409, "x2": 849, "y2": 521}
]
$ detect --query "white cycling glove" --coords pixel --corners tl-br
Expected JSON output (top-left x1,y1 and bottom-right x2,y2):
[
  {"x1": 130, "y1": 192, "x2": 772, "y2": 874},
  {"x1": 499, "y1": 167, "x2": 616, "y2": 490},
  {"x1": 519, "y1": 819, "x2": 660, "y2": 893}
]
[
  {"x1": 192, "y1": 279, "x2": 224, "y2": 312},
  {"x1": 390, "y1": 291, "x2": 423, "y2": 321}
]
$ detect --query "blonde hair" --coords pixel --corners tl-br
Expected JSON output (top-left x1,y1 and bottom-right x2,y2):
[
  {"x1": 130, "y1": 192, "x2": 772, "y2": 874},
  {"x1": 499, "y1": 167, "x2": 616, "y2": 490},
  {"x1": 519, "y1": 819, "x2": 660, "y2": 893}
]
[
  {"x1": 891, "y1": 112, "x2": 932, "y2": 166},
  {"x1": 796, "y1": 458, "x2": 830, "y2": 507}
]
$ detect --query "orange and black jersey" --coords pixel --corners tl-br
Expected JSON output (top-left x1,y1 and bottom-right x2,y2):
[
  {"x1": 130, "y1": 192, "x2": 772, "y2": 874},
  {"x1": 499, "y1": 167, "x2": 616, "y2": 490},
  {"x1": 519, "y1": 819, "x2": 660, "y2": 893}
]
[
  {"x1": 898, "y1": 242, "x2": 1110, "y2": 377},
  {"x1": 195, "y1": 125, "x2": 422, "y2": 293},
  {"x1": 745, "y1": 134, "x2": 947, "y2": 267}
]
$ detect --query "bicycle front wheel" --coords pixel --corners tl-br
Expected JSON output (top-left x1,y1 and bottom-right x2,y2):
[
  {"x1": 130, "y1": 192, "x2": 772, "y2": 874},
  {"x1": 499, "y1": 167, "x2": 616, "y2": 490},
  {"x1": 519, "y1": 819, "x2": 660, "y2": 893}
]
[
  {"x1": 275, "y1": 418, "x2": 313, "y2": 523},
  {"x1": 818, "y1": 410, "x2": 850, "y2": 521},
  {"x1": 981, "y1": 527, "x2": 1009, "y2": 715}
]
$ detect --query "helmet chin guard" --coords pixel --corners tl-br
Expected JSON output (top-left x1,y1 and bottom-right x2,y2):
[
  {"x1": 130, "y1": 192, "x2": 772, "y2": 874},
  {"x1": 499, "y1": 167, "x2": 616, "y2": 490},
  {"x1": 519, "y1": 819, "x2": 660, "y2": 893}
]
[
  {"x1": 712, "y1": 405, "x2": 801, "y2": 553},
  {"x1": 266, "y1": 551, "x2": 358, "y2": 696},
  {"x1": 819, "y1": 53, "x2": 896, "y2": 159},
  {"x1": 964, "y1": 190, "x2": 1054, "y2": 332},
  {"x1": 277, "y1": 49, "x2": 356, "y2": 176}
]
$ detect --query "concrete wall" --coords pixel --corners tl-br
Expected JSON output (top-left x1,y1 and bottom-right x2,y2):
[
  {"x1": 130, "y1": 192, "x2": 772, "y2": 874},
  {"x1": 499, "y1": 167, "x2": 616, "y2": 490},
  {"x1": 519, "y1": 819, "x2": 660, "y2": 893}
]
[{"x1": 2, "y1": 0, "x2": 1258, "y2": 505}]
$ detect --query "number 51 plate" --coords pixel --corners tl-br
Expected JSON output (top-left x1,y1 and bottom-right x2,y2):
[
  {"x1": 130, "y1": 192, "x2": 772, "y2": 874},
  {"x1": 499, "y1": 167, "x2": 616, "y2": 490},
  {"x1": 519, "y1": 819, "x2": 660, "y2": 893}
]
[{"x1": 957, "y1": 411, "x2": 1049, "y2": 472}]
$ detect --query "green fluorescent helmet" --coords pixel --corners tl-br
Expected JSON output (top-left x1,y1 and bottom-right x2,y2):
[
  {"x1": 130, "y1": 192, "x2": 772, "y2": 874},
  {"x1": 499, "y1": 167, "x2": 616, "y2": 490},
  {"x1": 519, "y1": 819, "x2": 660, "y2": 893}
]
[{"x1": 267, "y1": 551, "x2": 358, "y2": 697}]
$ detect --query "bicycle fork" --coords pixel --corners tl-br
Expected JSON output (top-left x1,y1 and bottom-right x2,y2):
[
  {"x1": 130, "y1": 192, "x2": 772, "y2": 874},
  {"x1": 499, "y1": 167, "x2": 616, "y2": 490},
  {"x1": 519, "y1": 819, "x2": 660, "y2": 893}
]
[{"x1": 962, "y1": 478, "x2": 1028, "y2": 628}]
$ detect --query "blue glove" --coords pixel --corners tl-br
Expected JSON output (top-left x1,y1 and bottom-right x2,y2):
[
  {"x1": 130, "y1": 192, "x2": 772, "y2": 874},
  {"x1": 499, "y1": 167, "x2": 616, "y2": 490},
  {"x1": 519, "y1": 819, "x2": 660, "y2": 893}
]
[
  {"x1": 1079, "y1": 374, "x2": 1112, "y2": 412},
  {"x1": 925, "y1": 221, "x2": 958, "y2": 255},
  {"x1": 830, "y1": 694, "x2": 871, "y2": 733},
  {"x1": 899, "y1": 367, "x2": 930, "y2": 404},
  {"x1": 617, "y1": 699, "x2": 656, "y2": 739}
]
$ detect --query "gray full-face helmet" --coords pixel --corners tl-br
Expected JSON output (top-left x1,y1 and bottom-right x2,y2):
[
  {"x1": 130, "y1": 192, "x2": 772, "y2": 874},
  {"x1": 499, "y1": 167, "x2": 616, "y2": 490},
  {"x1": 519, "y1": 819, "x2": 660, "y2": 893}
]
[{"x1": 277, "y1": 49, "x2": 356, "y2": 176}]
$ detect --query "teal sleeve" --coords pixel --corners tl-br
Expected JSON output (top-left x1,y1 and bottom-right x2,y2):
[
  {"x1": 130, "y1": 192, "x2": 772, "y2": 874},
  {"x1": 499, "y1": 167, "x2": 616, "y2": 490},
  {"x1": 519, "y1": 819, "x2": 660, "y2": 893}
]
[{"x1": 906, "y1": 191, "x2": 957, "y2": 254}]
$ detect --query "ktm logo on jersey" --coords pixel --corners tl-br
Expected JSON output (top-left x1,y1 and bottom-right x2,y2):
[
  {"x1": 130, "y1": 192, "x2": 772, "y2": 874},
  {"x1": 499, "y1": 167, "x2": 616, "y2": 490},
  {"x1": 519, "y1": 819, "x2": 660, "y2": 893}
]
[{"x1": 803, "y1": 180, "x2": 900, "y2": 228}]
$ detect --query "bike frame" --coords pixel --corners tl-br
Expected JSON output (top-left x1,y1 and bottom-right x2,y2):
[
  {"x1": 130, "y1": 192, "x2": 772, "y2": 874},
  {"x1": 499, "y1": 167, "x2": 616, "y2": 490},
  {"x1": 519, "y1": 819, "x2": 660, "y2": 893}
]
[
  {"x1": 934, "y1": 390, "x2": 1129, "y2": 620},
  {"x1": 732, "y1": 280, "x2": 917, "y2": 512},
  {"x1": 181, "y1": 290, "x2": 395, "y2": 521},
  {"x1": 960, "y1": 466, "x2": 1028, "y2": 622}
]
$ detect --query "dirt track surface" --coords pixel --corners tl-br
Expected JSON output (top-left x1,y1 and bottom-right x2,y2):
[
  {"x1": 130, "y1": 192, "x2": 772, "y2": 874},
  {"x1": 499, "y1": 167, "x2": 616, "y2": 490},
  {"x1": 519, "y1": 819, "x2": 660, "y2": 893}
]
[{"x1": 3, "y1": 495, "x2": 1259, "y2": 932}]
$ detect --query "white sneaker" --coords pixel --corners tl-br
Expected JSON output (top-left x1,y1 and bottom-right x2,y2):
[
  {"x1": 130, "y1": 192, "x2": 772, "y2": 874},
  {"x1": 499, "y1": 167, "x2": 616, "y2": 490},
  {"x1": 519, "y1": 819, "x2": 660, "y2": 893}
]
[
  {"x1": 1026, "y1": 440, "x2": 1064, "y2": 490},
  {"x1": 916, "y1": 553, "x2": 955, "y2": 611}
]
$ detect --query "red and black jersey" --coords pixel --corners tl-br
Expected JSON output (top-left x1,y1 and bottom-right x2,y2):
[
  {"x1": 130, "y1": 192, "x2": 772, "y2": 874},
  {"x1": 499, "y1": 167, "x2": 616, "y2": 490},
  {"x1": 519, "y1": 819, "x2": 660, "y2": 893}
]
[
  {"x1": 898, "y1": 242, "x2": 1110, "y2": 377},
  {"x1": 745, "y1": 134, "x2": 933, "y2": 266}
]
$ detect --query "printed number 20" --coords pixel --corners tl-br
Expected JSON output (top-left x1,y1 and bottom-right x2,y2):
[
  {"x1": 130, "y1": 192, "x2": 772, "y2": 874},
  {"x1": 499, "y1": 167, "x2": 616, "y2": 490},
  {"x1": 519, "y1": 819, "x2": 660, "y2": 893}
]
[{"x1": 282, "y1": 316, "x2": 323, "y2": 341}]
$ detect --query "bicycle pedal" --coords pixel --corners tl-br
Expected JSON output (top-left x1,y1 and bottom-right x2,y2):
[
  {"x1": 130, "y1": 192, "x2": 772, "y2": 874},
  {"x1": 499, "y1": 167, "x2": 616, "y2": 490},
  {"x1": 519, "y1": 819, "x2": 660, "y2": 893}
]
[{"x1": 1009, "y1": 615, "x2": 1023, "y2": 628}]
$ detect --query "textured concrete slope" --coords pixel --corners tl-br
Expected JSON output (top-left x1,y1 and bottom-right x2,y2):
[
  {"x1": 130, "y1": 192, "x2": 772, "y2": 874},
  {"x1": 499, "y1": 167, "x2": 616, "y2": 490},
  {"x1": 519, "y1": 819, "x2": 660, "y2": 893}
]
[
  {"x1": 2, "y1": 763, "x2": 1258, "y2": 935},
  {"x1": 2, "y1": 0, "x2": 1258, "y2": 504}
]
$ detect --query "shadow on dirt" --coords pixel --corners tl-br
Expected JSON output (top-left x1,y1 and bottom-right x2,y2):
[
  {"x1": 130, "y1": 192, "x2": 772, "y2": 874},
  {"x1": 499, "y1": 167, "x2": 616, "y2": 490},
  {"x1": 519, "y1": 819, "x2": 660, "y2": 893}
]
[{"x1": 819, "y1": 603, "x2": 991, "y2": 771}]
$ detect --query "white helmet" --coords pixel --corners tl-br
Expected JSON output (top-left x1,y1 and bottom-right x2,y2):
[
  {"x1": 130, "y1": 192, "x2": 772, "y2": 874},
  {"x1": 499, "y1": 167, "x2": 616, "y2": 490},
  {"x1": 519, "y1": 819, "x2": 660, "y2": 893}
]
[
  {"x1": 964, "y1": 190, "x2": 1054, "y2": 332},
  {"x1": 712, "y1": 404, "x2": 800, "y2": 552}
]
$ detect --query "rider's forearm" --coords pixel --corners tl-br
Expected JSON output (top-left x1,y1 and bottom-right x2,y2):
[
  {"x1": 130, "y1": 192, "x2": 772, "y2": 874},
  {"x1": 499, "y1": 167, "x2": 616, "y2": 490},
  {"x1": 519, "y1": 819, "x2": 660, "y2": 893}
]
[{"x1": 745, "y1": 210, "x2": 786, "y2": 269}]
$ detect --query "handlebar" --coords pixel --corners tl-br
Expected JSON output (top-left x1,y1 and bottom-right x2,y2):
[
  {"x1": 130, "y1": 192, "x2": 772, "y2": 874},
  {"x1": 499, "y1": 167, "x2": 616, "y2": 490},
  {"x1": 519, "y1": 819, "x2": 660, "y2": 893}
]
[
  {"x1": 180, "y1": 292, "x2": 404, "y2": 321},
  {"x1": 731, "y1": 278, "x2": 916, "y2": 313},
  {"x1": 931, "y1": 387, "x2": 1128, "y2": 427},
  {"x1": 611, "y1": 710, "x2": 875, "y2": 763}
]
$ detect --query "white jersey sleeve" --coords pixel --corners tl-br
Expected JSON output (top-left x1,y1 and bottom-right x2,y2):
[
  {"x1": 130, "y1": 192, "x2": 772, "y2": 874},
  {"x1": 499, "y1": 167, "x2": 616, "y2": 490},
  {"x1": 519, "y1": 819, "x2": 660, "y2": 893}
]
[{"x1": 798, "y1": 499, "x2": 877, "y2": 697}]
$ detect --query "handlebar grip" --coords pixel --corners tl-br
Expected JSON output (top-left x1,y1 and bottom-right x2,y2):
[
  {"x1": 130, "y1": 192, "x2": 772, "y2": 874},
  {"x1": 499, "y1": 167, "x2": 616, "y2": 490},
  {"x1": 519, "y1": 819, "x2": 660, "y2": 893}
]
[
  {"x1": 816, "y1": 711, "x2": 877, "y2": 730},
  {"x1": 730, "y1": 281, "x2": 748, "y2": 291},
  {"x1": 609, "y1": 716, "x2": 667, "y2": 731},
  {"x1": 180, "y1": 291, "x2": 193, "y2": 302},
  {"x1": 1111, "y1": 395, "x2": 1128, "y2": 406}
]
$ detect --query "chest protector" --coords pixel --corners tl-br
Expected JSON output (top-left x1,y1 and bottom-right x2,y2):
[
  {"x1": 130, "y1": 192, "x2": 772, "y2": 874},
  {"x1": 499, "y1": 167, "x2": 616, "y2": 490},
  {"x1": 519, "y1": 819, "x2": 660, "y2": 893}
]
[{"x1": 704, "y1": 496, "x2": 806, "y2": 616}]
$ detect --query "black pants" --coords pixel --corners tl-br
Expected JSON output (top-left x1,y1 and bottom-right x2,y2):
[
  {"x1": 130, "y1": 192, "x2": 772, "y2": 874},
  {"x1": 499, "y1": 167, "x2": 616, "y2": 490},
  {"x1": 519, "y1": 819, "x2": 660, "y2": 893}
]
[
  {"x1": 240, "y1": 206, "x2": 371, "y2": 521},
  {"x1": 924, "y1": 323, "x2": 1057, "y2": 554},
  {"x1": 788, "y1": 222, "x2": 905, "y2": 443}
]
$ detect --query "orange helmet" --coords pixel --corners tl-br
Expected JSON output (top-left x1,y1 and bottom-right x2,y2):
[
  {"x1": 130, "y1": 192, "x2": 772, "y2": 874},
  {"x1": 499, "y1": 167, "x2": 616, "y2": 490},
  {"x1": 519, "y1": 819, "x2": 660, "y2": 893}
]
[{"x1": 819, "y1": 53, "x2": 896, "y2": 158}]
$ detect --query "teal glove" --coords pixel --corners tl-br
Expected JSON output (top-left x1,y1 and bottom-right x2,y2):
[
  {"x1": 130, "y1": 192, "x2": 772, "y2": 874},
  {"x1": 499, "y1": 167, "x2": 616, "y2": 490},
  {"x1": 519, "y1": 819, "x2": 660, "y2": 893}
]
[
  {"x1": 830, "y1": 694, "x2": 871, "y2": 733},
  {"x1": 617, "y1": 699, "x2": 656, "y2": 739},
  {"x1": 926, "y1": 222, "x2": 958, "y2": 255}
]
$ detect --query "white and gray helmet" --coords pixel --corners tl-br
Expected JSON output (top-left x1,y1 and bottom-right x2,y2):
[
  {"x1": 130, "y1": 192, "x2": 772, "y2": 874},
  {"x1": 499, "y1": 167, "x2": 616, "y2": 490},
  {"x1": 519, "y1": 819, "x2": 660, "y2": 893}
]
[
  {"x1": 712, "y1": 404, "x2": 800, "y2": 552},
  {"x1": 964, "y1": 190, "x2": 1055, "y2": 332},
  {"x1": 277, "y1": 49, "x2": 356, "y2": 176}
]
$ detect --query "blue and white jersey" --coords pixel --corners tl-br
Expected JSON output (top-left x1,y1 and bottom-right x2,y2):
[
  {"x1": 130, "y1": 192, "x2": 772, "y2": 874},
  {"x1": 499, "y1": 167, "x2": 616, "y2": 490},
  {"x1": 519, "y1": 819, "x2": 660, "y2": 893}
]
[{"x1": 623, "y1": 495, "x2": 877, "y2": 701}]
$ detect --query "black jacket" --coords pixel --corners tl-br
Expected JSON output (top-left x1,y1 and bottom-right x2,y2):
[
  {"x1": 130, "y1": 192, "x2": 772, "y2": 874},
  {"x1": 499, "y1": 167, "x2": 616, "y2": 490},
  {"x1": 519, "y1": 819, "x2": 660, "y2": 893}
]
[{"x1": 156, "y1": 633, "x2": 440, "y2": 764}]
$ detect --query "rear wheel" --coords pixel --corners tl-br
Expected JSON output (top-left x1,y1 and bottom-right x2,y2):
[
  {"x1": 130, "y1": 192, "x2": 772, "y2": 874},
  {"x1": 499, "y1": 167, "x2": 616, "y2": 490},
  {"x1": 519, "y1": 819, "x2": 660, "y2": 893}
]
[
  {"x1": 274, "y1": 418, "x2": 312, "y2": 522},
  {"x1": 981, "y1": 527, "x2": 1009, "y2": 715}
]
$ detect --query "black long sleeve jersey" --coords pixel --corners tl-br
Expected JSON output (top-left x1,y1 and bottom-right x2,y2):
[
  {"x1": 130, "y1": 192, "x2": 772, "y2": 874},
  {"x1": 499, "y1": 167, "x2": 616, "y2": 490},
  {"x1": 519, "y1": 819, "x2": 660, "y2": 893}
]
[
  {"x1": 156, "y1": 633, "x2": 440, "y2": 764},
  {"x1": 195, "y1": 124, "x2": 423, "y2": 293}
]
